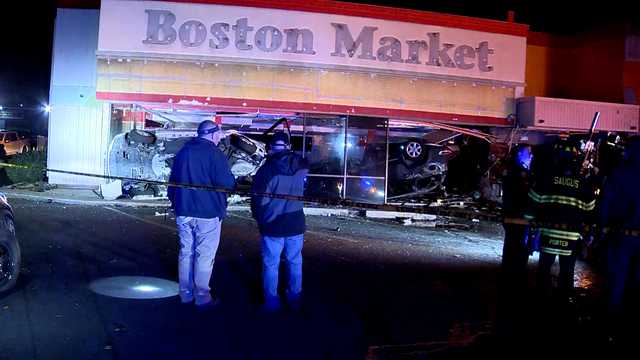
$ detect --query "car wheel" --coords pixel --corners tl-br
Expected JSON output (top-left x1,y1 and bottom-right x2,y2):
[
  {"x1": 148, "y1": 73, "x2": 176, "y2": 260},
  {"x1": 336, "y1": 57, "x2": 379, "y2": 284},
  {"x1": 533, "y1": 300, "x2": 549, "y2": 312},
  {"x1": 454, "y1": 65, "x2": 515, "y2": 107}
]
[
  {"x1": 0, "y1": 211, "x2": 19, "y2": 295},
  {"x1": 126, "y1": 130, "x2": 156, "y2": 145},
  {"x1": 403, "y1": 140, "x2": 424, "y2": 160}
]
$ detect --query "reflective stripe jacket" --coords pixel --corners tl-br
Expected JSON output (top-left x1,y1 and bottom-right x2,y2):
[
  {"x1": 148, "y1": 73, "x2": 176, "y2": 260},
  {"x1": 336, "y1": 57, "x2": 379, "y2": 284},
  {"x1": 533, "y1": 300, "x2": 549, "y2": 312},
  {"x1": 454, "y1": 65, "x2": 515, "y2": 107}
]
[{"x1": 526, "y1": 166, "x2": 597, "y2": 256}]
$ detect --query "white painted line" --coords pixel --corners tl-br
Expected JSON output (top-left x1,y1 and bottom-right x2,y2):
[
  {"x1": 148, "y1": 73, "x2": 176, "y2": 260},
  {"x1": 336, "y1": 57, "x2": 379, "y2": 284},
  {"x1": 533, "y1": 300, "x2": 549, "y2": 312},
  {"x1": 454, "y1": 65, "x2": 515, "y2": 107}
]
[{"x1": 104, "y1": 206, "x2": 177, "y2": 232}]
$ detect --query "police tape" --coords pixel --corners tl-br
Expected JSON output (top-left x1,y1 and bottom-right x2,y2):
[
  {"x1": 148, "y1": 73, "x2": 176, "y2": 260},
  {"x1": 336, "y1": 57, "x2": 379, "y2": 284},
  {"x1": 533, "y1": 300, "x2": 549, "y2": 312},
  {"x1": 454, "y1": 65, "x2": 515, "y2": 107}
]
[
  {"x1": 1, "y1": 161, "x2": 638, "y2": 236},
  {"x1": 0, "y1": 161, "x2": 499, "y2": 220}
]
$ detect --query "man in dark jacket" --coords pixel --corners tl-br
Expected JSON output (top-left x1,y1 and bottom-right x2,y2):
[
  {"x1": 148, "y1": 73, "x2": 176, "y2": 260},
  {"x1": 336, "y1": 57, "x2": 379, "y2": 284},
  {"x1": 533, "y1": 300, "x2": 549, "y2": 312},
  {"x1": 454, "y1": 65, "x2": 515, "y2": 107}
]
[
  {"x1": 251, "y1": 131, "x2": 309, "y2": 312},
  {"x1": 501, "y1": 144, "x2": 533, "y2": 292},
  {"x1": 168, "y1": 120, "x2": 235, "y2": 307},
  {"x1": 599, "y1": 137, "x2": 640, "y2": 334}
]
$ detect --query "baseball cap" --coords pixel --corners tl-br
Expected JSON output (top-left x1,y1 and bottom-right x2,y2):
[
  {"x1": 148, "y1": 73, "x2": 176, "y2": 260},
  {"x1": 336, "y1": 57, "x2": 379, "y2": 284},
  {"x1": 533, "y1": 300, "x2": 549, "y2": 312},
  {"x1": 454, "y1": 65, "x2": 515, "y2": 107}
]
[
  {"x1": 197, "y1": 120, "x2": 220, "y2": 135},
  {"x1": 270, "y1": 132, "x2": 290, "y2": 148}
]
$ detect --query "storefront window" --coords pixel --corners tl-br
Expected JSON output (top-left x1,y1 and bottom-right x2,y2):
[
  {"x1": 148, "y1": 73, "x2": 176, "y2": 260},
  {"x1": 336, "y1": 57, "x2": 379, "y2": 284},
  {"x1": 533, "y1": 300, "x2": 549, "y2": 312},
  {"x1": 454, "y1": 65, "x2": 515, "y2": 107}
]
[
  {"x1": 346, "y1": 116, "x2": 387, "y2": 178},
  {"x1": 302, "y1": 115, "x2": 388, "y2": 204},
  {"x1": 345, "y1": 177, "x2": 386, "y2": 204},
  {"x1": 303, "y1": 115, "x2": 346, "y2": 176},
  {"x1": 345, "y1": 116, "x2": 387, "y2": 204}
]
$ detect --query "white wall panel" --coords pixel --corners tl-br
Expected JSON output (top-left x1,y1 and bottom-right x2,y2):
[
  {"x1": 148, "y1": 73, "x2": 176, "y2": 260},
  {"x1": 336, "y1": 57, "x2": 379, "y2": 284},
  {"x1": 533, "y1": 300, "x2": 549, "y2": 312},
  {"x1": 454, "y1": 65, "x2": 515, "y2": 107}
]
[{"x1": 48, "y1": 9, "x2": 110, "y2": 186}]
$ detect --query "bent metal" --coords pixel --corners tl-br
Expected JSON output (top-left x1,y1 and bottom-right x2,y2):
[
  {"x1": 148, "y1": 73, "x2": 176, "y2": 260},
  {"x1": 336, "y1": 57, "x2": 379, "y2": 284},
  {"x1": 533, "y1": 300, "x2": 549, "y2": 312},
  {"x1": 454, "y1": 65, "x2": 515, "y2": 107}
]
[{"x1": 143, "y1": 9, "x2": 494, "y2": 72}]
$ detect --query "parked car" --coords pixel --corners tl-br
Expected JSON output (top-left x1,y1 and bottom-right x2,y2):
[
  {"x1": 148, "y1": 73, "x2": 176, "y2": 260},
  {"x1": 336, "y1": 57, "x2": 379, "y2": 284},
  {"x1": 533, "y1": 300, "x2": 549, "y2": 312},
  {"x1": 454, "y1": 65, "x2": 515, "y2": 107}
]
[
  {"x1": 0, "y1": 193, "x2": 19, "y2": 295},
  {"x1": 0, "y1": 130, "x2": 32, "y2": 156}
]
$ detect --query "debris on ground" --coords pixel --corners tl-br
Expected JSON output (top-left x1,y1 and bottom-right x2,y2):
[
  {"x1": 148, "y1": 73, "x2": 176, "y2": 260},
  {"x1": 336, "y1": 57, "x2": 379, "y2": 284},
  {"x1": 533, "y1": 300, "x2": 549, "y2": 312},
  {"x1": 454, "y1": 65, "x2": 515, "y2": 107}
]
[
  {"x1": 437, "y1": 223, "x2": 471, "y2": 231},
  {"x1": 228, "y1": 194, "x2": 249, "y2": 205},
  {"x1": 5, "y1": 181, "x2": 57, "y2": 192},
  {"x1": 99, "y1": 180, "x2": 122, "y2": 200}
]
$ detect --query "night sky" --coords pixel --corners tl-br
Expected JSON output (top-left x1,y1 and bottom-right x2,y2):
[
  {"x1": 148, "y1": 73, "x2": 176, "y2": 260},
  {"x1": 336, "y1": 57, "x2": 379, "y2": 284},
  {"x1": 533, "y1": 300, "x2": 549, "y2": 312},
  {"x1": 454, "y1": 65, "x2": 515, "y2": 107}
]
[{"x1": 0, "y1": 0, "x2": 635, "y2": 111}]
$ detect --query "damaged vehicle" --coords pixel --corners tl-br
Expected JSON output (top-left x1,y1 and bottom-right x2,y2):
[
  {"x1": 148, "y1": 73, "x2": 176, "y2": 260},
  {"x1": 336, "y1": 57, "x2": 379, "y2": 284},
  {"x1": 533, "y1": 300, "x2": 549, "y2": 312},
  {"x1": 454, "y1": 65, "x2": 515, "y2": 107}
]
[
  {"x1": 107, "y1": 127, "x2": 266, "y2": 197},
  {"x1": 386, "y1": 134, "x2": 461, "y2": 200},
  {"x1": 106, "y1": 113, "x2": 499, "y2": 202}
]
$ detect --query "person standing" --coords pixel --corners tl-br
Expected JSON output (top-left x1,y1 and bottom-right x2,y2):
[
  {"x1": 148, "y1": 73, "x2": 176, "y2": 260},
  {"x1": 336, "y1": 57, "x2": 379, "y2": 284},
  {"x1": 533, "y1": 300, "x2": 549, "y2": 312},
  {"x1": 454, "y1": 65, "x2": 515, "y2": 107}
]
[
  {"x1": 599, "y1": 137, "x2": 640, "y2": 342},
  {"x1": 168, "y1": 120, "x2": 235, "y2": 307},
  {"x1": 526, "y1": 138, "x2": 597, "y2": 301},
  {"x1": 251, "y1": 131, "x2": 309, "y2": 312},
  {"x1": 500, "y1": 144, "x2": 534, "y2": 293}
]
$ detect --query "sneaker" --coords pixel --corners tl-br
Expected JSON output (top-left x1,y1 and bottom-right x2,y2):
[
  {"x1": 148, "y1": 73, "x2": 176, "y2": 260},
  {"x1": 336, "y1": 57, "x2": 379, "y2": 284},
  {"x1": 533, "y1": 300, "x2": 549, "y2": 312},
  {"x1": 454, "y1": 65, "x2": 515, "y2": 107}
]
[
  {"x1": 179, "y1": 291, "x2": 194, "y2": 304},
  {"x1": 195, "y1": 297, "x2": 221, "y2": 311},
  {"x1": 286, "y1": 292, "x2": 303, "y2": 313}
]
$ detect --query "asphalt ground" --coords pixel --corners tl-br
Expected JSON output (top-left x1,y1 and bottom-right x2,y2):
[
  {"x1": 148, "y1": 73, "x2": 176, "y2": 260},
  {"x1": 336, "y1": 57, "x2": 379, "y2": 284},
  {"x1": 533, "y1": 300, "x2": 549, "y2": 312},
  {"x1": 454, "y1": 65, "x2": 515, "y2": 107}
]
[{"x1": 0, "y1": 198, "x2": 621, "y2": 359}]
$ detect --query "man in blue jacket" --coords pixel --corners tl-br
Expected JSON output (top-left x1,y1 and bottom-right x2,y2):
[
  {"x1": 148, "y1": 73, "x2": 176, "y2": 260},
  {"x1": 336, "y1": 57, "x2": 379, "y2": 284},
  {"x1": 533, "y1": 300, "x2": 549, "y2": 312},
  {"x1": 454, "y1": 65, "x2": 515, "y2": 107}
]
[
  {"x1": 251, "y1": 131, "x2": 309, "y2": 312},
  {"x1": 168, "y1": 120, "x2": 235, "y2": 307}
]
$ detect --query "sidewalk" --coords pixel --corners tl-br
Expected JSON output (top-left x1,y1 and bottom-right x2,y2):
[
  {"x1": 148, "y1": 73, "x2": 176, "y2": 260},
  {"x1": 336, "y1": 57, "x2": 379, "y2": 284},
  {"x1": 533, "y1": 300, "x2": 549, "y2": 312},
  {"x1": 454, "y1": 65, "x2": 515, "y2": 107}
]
[
  {"x1": 0, "y1": 186, "x2": 359, "y2": 216},
  {"x1": 1, "y1": 187, "x2": 172, "y2": 208},
  {"x1": 0, "y1": 186, "x2": 476, "y2": 223}
]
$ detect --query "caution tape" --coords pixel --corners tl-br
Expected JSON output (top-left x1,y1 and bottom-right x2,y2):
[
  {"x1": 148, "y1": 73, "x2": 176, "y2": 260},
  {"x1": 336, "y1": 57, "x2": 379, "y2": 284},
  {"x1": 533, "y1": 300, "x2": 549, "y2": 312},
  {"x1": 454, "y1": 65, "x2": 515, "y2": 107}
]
[
  {"x1": 0, "y1": 161, "x2": 501, "y2": 219},
  {"x1": 1, "y1": 161, "x2": 639, "y2": 237}
]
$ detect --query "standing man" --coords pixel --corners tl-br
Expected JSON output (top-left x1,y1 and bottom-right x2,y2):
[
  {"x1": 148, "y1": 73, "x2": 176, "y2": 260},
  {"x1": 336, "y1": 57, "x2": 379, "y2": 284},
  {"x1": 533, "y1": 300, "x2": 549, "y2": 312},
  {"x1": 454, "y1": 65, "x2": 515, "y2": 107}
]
[
  {"x1": 500, "y1": 144, "x2": 533, "y2": 293},
  {"x1": 599, "y1": 137, "x2": 640, "y2": 341},
  {"x1": 526, "y1": 138, "x2": 597, "y2": 301},
  {"x1": 168, "y1": 120, "x2": 235, "y2": 307},
  {"x1": 251, "y1": 131, "x2": 309, "y2": 312}
]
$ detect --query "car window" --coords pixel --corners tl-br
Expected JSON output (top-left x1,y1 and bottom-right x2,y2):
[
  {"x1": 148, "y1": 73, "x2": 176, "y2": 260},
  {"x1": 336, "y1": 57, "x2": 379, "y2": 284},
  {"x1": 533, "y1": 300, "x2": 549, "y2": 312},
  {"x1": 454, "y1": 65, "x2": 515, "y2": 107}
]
[{"x1": 5, "y1": 133, "x2": 17, "y2": 142}]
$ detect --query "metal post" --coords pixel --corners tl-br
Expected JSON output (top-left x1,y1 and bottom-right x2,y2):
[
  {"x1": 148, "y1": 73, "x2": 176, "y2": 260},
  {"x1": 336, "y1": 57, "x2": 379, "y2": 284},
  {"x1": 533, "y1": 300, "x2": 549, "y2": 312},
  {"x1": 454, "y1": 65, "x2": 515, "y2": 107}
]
[
  {"x1": 302, "y1": 114, "x2": 307, "y2": 159},
  {"x1": 342, "y1": 116, "x2": 348, "y2": 199},
  {"x1": 384, "y1": 118, "x2": 389, "y2": 205}
]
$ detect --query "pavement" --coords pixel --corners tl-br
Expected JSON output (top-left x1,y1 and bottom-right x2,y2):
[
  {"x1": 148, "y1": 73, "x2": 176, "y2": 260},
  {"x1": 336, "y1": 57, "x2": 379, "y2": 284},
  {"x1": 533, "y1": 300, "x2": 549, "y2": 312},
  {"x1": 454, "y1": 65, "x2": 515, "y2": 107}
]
[
  {"x1": 0, "y1": 194, "x2": 621, "y2": 359},
  {"x1": 0, "y1": 187, "x2": 441, "y2": 220}
]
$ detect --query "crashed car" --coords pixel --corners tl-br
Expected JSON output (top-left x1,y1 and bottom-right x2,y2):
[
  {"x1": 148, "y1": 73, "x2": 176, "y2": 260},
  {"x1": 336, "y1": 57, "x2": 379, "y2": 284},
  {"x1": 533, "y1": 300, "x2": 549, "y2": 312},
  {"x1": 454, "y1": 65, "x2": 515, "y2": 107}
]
[
  {"x1": 386, "y1": 136, "x2": 460, "y2": 200},
  {"x1": 107, "y1": 128, "x2": 266, "y2": 196},
  {"x1": 107, "y1": 117, "x2": 499, "y2": 202}
]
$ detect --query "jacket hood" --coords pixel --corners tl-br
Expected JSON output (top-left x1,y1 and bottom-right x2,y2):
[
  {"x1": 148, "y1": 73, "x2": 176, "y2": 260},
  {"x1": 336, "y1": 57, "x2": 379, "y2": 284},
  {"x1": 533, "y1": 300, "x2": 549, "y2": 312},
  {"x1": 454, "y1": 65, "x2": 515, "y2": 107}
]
[{"x1": 268, "y1": 151, "x2": 308, "y2": 175}]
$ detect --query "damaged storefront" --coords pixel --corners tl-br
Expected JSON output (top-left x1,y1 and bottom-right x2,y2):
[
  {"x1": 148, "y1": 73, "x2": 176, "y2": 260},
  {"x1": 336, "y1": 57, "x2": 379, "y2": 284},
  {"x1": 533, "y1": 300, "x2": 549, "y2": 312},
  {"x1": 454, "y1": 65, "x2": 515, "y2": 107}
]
[{"x1": 49, "y1": 0, "x2": 531, "y2": 203}]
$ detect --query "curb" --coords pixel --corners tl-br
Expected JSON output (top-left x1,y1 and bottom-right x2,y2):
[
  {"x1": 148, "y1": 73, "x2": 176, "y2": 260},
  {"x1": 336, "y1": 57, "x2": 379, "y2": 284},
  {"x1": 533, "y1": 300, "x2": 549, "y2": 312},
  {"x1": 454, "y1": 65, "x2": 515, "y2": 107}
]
[
  {"x1": 2, "y1": 191, "x2": 360, "y2": 217},
  {"x1": 4, "y1": 192, "x2": 170, "y2": 208},
  {"x1": 3, "y1": 190, "x2": 452, "y2": 220}
]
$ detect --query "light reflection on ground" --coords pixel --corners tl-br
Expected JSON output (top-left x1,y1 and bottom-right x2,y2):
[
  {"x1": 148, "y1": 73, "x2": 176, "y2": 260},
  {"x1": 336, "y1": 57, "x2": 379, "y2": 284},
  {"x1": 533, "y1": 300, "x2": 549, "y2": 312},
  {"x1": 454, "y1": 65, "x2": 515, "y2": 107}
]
[{"x1": 89, "y1": 276, "x2": 179, "y2": 299}]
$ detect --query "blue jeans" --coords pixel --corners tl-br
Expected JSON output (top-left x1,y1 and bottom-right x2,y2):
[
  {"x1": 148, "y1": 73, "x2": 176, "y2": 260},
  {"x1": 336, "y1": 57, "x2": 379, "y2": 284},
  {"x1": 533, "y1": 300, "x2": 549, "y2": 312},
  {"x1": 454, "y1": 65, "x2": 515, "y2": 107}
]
[
  {"x1": 262, "y1": 234, "x2": 304, "y2": 309},
  {"x1": 177, "y1": 216, "x2": 221, "y2": 305}
]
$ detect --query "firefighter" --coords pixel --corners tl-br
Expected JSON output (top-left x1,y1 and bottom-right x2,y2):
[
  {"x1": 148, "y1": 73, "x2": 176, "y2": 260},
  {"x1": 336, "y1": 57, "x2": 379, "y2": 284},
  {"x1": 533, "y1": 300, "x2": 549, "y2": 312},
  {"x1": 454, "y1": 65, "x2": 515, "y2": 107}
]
[{"x1": 526, "y1": 138, "x2": 597, "y2": 301}]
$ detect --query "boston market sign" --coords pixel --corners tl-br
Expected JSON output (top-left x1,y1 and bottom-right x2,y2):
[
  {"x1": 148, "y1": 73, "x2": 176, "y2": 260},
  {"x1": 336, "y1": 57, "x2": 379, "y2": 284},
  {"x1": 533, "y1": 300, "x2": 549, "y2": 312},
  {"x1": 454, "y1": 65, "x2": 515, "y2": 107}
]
[{"x1": 98, "y1": 0, "x2": 526, "y2": 84}]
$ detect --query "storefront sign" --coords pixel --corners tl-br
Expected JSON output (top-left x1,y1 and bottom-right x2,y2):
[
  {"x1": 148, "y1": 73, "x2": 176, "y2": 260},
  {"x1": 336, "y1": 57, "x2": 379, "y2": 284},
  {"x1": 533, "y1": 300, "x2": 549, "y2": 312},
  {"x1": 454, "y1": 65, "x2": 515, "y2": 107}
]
[{"x1": 98, "y1": 0, "x2": 526, "y2": 84}]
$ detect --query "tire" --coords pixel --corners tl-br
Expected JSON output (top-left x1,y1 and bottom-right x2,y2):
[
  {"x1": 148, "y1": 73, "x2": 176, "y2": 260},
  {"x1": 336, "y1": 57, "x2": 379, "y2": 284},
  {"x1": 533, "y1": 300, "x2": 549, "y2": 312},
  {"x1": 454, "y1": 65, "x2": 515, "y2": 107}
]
[
  {"x1": 0, "y1": 210, "x2": 19, "y2": 295},
  {"x1": 126, "y1": 130, "x2": 156, "y2": 145},
  {"x1": 403, "y1": 139, "x2": 425, "y2": 161}
]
